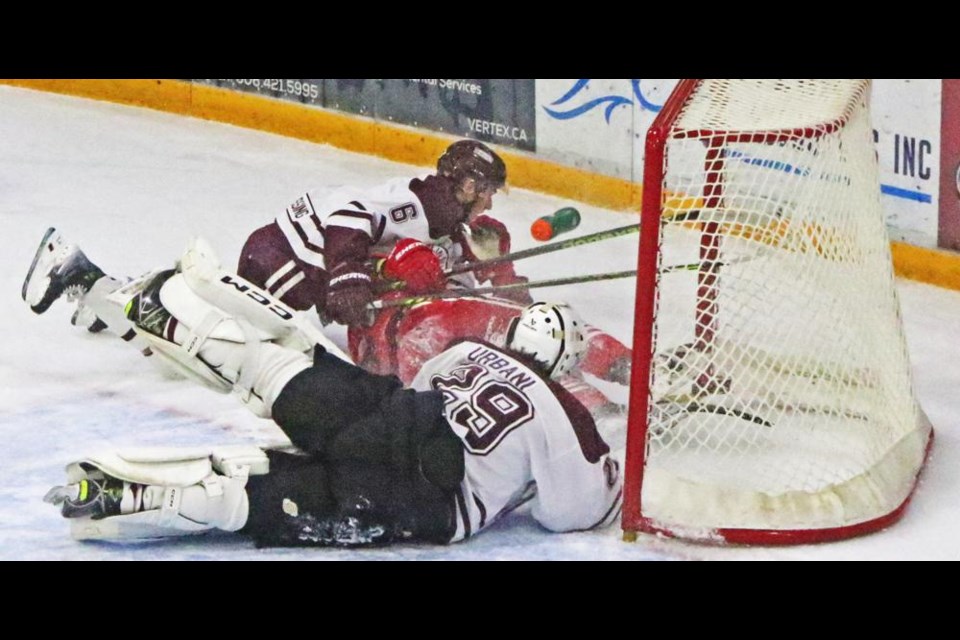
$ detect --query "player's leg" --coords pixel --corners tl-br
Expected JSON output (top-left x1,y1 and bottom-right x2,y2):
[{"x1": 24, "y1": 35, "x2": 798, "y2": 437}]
[
  {"x1": 123, "y1": 268, "x2": 314, "y2": 417},
  {"x1": 242, "y1": 450, "x2": 415, "y2": 547},
  {"x1": 43, "y1": 443, "x2": 455, "y2": 546},
  {"x1": 120, "y1": 236, "x2": 353, "y2": 415},
  {"x1": 22, "y1": 227, "x2": 155, "y2": 352},
  {"x1": 237, "y1": 222, "x2": 327, "y2": 312},
  {"x1": 223, "y1": 388, "x2": 461, "y2": 548},
  {"x1": 45, "y1": 446, "x2": 455, "y2": 548},
  {"x1": 23, "y1": 228, "x2": 105, "y2": 316}
]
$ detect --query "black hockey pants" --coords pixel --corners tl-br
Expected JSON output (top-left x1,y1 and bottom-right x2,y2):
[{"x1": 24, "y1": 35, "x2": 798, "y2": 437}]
[{"x1": 241, "y1": 346, "x2": 464, "y2": 547}]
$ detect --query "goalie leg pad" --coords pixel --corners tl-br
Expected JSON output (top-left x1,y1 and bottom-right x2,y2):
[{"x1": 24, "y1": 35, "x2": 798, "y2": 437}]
[
  {"x1": 56, "y1": 445, "x2": 268, "y2": 541},
  {"x1": 177, "y1": 237, "x2": 307, "y2": 345},
  {"x1": 135, "y1": 330, "x2": 236, "y2": 394},
  {"x1": 143, "y1": 239, "x2": 348, "y2": 408},
  {"x1": 68, "y1": 476, "x2": 249, "y2": 541},
  {"x1": 134, "y1": 314, "x2": 312, "y2": 418},
  {"x1": 160, "y1": 275, "x2": 268, "y2": 406},
  {"x1": 178, "y1": 236, "x2": 354, "y2": 364},
  {"x1": 131, "y1": 270, "x2": 307, "y2": 415},
  {"x1": 65, "y1": 444, "x2": 270, "y2": 485}
]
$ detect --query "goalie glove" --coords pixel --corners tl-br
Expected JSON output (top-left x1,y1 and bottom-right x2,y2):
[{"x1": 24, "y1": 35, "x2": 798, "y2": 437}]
[
  {"x1": 382, "y1": 238, "x2": 445, "y2": 293},
  {"x1": 325, "y1": 262, "x2": 374, "y2": 326}
]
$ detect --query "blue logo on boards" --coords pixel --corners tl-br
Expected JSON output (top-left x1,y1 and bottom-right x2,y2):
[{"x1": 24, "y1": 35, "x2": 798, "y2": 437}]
[{"x1": 542, "y1": 79, "x2": 664, "y2": 123}]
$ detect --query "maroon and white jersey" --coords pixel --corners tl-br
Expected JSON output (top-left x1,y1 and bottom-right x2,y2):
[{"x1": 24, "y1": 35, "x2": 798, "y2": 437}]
[
  {"x1": 411, "y1": 340, "x2": 622, "y2": 542},
  {"x1": 240, "y1": 173, "x2": 472, "y2": 312},
  {"x1": 238, "y1": 222, "x2": 326, "y2": 311},
  {"x1": 275, "y1": 174, "x2": 468, "y2": 270},
  {"x1": 276, "y1": 179, "x2": 421, "y2": 269}
]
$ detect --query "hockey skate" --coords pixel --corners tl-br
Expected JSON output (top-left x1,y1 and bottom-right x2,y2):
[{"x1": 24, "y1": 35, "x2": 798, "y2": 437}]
[
  {"x1": 43, "y1": 475, "x2": 137, "y2": 520},
  {"x1": 22, "y1": 227, "x2": 106, "y2": 316},
  {"x1": 124, "y1": 268, "x2": 177, "y2": 340}
]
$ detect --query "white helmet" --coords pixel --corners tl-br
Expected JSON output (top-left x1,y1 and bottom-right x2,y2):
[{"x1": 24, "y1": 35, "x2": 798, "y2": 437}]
[{"x1": 506, "y1": 302, "x2": 587, "y2": 379}]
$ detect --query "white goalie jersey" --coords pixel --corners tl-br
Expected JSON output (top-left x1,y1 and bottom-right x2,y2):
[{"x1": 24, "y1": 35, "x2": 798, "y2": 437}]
[{"x1": 411, "y1": 340, "x2": 622, "y2": 542}]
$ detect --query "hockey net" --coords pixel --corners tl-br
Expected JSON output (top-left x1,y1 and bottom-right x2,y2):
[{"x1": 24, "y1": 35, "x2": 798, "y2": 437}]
[{"x1": 622, "y1": 79, "x2": 933, "y2": 544}]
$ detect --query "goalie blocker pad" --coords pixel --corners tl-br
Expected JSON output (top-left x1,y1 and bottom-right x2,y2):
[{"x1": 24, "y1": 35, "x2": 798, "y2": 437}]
[{"x1": 63, "y1": 444, "x2": 269, "y2": 541}]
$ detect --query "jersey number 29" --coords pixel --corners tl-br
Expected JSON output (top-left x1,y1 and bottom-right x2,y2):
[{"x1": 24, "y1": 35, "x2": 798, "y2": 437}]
[{"x1": 432, "y1": 366, "x2": 534, "y2": 455}]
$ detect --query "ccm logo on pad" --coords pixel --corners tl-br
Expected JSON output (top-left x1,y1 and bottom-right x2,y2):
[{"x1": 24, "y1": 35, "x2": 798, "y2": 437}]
[{"x1": 219, "y1": 276, "x2": 294, "y2": 320}]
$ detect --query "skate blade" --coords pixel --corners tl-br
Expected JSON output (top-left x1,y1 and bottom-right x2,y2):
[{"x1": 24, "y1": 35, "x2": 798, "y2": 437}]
[{"x1": 22, "y1": 227, "x2": 58, "y2": 303}]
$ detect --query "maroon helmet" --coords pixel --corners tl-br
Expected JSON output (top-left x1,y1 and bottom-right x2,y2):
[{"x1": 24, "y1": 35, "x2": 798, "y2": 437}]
[{"x1": 437, "y1": 140, "x2": 507, "y2": 192}]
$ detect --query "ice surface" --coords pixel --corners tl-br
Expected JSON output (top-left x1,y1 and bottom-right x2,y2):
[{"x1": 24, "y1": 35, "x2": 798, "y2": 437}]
[{"x1": 1, "y1": 85, "x2": 957, "y2": 560}]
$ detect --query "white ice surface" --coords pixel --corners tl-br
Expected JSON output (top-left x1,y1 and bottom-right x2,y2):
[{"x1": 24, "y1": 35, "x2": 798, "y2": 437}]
[{"x1": 1, "y1": 85, "x2": 957, "y2": 560}]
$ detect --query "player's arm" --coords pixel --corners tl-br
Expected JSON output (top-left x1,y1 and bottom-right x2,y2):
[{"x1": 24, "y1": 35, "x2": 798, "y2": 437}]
[
  {"x1": 530, "y1": 388, "x2": 622, "y2": 532},
  {"x1": 580, "y1": 326, "x2": 633, "y2": 385},
  {"x1": 531, "y1": 446, "x2": 622, "y2": 533},
  {"x1": 323, "y1": 212, "x2": 382, "y2": 325}
]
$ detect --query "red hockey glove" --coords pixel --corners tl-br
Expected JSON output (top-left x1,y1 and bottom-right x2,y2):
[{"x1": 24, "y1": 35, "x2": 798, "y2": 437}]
[
  {"x1": 469, "y1": 215, "x2": 512, "y2": 255},
  {"x1": 382, "y1": 239, "x2": 445, "y2": 293},
  {"x1": 466, "y1": 216, "x2": 530, "y2": 302},
  {"x1": 325, "y1": 262, "x2": 374, "y2": 326}
]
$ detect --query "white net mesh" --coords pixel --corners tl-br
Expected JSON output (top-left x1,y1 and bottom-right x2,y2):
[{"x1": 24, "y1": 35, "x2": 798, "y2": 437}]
[{"x1": 638, "y1": 79, "x2": 931, "y2": 536}]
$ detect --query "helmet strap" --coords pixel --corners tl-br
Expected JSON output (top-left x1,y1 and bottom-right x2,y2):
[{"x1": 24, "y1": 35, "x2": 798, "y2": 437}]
[{"x1": 506, "y1": 316, "x2": 519, "y2": 347}]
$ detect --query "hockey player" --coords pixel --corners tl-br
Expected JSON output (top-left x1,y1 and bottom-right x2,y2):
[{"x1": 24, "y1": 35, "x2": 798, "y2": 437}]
[
  {"x1": 41, "y1": 240, "x2": 622, "y2": 547},
  {"x1": 353, "y1": 295, "x2": 632, "y2": 387},
  {"x1": 23, "y1": 219, "x2": 632, "y2": 415},
  {"x1": 234, "y1": 136, "x2": 629, "y2": 391},
  {"x1": 26, "y1": 138, "x2": 525, "y2": 334},
  {"x1": 237, "y1": 138, "x2": 531, "y2": 326},
  {"x1": 22, "y1": 224, "x2": 632, "y2": 426},
  {"x1": 21, "y1": 137, "x2": 631, "y2": 402}
]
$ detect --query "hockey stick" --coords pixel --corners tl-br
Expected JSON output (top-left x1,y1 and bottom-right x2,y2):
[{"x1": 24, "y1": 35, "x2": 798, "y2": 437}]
[
  {"x1": 446, "y1": 200, "x2": 800, "y2": 282},
  {"x1": 655, "y1": 344, "x2": 874, "y2": 425},
  {"x1": 442, "y1": 207, "x2": 724, "y2": 278},
  {"x1": 370, "y1": 269, "x2": 639, "y2": 309},
  {"x1": 370, "y1": 242, "x2": 637, "y2": 295},
  {"x1": 650, "y1": 401, "x2": 773, "y2": 439},
  {"x1": 445, "y1": 222, "x2": 642, "y2": 277},
  {"x1": 371, "y1": 251, "x2": 767, "y2": 310},
  {"x1": 680, "y1": 402, "x2": 772, "y2": 427},
  {"x1": 375, "y1": 210, "x2": 715, "y2": 294}
]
